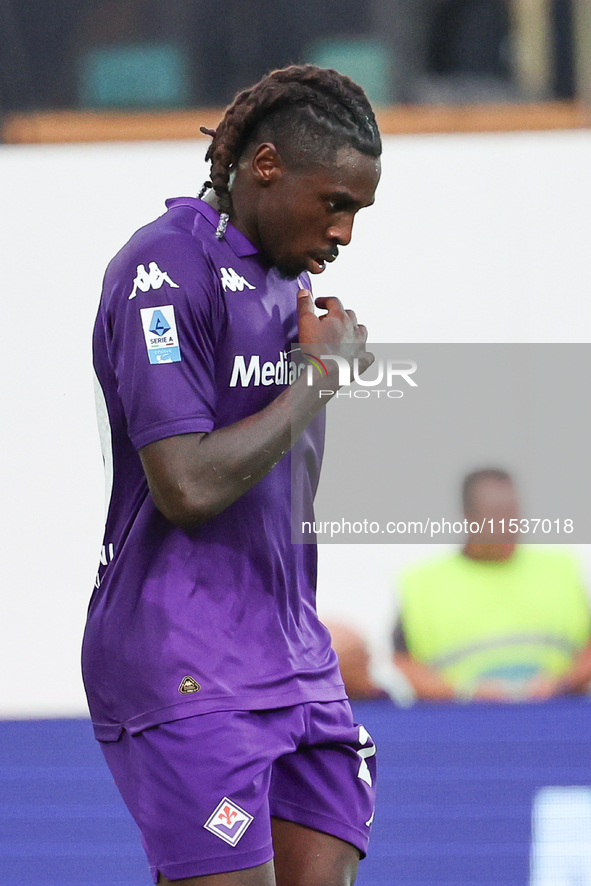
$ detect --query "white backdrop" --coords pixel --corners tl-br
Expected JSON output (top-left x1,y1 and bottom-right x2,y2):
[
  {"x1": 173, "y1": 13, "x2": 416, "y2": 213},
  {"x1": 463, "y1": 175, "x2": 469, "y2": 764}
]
[{"x1": 1, "y1": 129, "x2": 590, "y2": 717}]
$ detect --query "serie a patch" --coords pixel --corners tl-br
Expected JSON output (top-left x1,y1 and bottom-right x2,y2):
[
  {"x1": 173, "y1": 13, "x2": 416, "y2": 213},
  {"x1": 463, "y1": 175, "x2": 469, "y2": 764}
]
[{"x1": 140, "y1": 305, "x2": 181, "y2": 364}]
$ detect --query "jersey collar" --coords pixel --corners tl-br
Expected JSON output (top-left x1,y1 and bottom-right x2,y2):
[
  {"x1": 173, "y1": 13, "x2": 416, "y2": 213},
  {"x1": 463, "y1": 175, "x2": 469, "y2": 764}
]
[{"x1": 165, "y1": 197, "x2": 259, "y2": 258}]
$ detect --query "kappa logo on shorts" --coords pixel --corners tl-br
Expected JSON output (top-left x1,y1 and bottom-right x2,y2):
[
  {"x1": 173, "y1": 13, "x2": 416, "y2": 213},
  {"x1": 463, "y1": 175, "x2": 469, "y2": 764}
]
[{"x1": 204, "y1": 797, "x2": 254, "y2": 846}]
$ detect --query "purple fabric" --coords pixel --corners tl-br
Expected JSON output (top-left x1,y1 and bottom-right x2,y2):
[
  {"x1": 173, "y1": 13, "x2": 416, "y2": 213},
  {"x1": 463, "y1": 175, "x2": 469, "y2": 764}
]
[
  {"x1": 99, "y1": 701, "x2": 376, "y2": 881},
  {"x1": 84, "y1": 198, "x2": 345, "y2": 738}
]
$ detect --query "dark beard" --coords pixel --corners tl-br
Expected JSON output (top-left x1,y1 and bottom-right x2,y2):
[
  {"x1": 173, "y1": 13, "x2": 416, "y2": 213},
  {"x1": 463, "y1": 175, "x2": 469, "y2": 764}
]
[{"x1": 273, "y1": 258, "x2": 307, "y2": 280}]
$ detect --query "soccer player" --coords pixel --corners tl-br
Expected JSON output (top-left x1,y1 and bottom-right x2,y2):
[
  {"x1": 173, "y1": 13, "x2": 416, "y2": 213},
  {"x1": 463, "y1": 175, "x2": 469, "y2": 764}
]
[{"x1": 84, "y1": 65, "x2": 381, "y2": 886}]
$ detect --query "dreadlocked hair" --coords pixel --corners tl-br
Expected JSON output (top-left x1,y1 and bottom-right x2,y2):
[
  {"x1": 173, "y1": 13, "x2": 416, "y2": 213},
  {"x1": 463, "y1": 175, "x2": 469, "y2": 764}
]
[{"x1": 199, "y1": 64, "x2": 382, "y2": 239}]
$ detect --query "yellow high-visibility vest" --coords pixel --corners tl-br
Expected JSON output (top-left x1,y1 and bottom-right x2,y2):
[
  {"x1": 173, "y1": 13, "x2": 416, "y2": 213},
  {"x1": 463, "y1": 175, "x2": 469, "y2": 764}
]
[{"x1": 399, "y1": 548, "x2": 590, "y2": 695}]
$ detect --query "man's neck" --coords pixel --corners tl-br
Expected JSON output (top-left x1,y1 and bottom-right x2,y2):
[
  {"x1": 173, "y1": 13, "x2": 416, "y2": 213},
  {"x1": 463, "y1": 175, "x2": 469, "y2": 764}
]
[{"x1": 463, "y1": 542, "x2": 517, "y2": 563}]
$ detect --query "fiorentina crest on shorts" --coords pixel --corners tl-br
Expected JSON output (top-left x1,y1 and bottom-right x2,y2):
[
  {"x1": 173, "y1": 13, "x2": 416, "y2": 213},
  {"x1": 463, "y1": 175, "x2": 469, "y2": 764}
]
[{"x1": 204, "y1": 797, "x2": 254, "y2": 846}]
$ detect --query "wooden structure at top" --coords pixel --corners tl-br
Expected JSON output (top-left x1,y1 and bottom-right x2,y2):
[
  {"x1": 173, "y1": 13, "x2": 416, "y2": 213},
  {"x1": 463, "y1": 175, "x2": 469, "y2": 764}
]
[{"x1": 3, "y1": 102, "x2": 590, "y2": 145}]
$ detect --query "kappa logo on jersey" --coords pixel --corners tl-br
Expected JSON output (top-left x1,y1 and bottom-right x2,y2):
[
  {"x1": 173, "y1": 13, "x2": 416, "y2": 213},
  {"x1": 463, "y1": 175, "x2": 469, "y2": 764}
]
[
  {"x1": 204, "y1": 798, "x2": 254, "y2": 846},
  {"x1": 356, "y1": 725, "x2": 376, "y2": 787},
  {"x1": 220, "y1": 267, "x2": 256, "y2": 292},
  {"x1": 140, "y1": 305, "x2": 182, "y2": 364},
  {"x1": 129, "y1": 262, "x2": 180, "y2": 299}
]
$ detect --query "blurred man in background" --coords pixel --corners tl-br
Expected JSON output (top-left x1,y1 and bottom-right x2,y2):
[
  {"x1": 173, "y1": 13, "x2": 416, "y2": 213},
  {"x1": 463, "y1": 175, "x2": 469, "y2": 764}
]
[{"x1": 393, "y1": 469, "x2": 591, "y2": 701}]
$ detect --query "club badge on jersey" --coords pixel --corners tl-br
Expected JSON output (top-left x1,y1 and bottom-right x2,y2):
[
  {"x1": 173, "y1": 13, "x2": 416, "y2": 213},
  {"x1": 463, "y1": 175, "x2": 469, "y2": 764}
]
[{"x1": 140, "y1": 305, "x2": 182, "y2": 364}]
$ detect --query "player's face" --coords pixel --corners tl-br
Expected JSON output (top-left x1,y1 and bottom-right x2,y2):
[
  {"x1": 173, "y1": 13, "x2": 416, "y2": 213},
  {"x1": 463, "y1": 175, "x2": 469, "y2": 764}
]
[{"x1": 256, "y1": 146, "x2": 380, "y2": 279}]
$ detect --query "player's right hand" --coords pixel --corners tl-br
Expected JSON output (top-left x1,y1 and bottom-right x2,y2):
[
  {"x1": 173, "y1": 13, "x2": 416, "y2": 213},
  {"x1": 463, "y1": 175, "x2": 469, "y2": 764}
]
[{"x1": 297, "y1": 289, "x2": 374, "y2": 377}]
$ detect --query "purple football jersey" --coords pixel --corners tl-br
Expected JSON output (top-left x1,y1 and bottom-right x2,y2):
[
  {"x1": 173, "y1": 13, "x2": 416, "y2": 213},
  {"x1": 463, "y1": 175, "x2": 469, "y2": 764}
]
[{"x1": 83, "y1": 198, "x2": 345, "y2": 739}]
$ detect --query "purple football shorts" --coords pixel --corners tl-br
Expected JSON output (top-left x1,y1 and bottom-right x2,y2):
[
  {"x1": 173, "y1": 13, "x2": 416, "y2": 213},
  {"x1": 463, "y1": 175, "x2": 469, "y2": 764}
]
[{"x1": 99, "y1": 699, "x2": 377, "y2": 882}]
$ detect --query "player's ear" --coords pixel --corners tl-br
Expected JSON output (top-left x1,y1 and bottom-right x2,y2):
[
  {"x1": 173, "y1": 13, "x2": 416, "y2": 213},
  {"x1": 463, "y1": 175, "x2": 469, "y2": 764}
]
[{"x1": 251, "y1": 143, "x2": 283, "y2": 185}]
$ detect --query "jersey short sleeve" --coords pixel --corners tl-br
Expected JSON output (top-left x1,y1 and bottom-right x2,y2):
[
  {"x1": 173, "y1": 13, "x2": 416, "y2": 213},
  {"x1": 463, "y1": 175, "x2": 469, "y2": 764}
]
[{"x1": 99, "y1": 236, "x2": 227, "y2": 450}]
